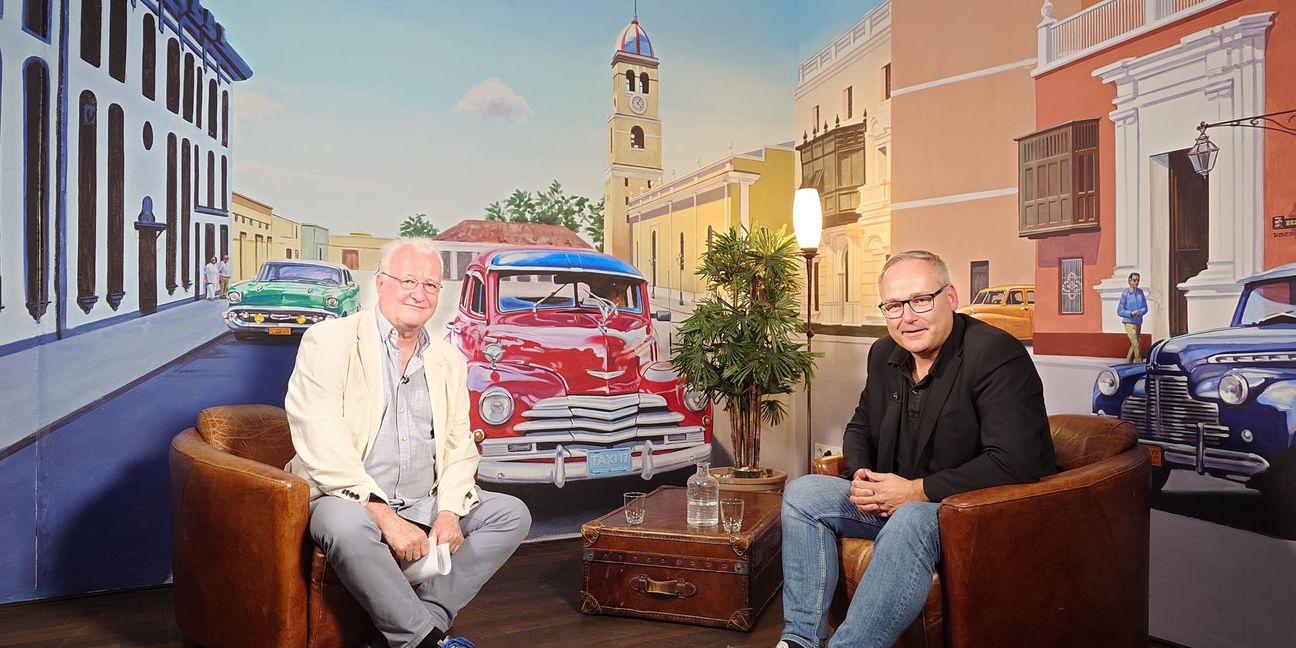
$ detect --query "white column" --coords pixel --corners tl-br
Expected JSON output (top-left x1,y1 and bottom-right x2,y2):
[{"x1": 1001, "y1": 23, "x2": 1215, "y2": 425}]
[{"x1": 1096, "y1": 107, "x2": 1142, "y2": 333}]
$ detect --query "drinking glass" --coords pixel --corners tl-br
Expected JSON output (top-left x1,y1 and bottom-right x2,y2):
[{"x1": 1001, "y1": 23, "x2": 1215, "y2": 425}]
[
  {"x1": 623, "y1": 492, "x2": 647, "y2": 525},
  {"x1": 720, "y1": 498, "x2": 744, "y2": 533}
]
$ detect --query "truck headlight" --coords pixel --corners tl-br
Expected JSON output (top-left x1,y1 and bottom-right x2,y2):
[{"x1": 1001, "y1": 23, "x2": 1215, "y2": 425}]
[
  {"x1": 1219, "y1": 373, "x2": 1248, "y2": 406},
  {"x1": 326, "y1": 296, "x2": 339, "y2": 308},
  {"x1": 479, "y1": 387, "x2": 514, "y2": 425},
  {"x1": 683, "y1": 387, "x2": 708, "y2": 412},
  {"x1": 1097, "y1": 369, "x2": 1120, "y2": 396},
  {"x1": 227, "y1": 291, "x2": 241, "y2": 304}
]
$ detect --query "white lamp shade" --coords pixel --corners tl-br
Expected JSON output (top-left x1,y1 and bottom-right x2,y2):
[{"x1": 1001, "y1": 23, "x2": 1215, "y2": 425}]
[{"x1": 793, "y1": 188, "x2": 823, "y2": 251}]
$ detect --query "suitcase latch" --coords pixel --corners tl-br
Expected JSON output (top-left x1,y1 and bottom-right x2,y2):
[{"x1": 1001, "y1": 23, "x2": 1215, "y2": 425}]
[{"x1": 630, "y1": 574, "x2": 697, "y2": 599}]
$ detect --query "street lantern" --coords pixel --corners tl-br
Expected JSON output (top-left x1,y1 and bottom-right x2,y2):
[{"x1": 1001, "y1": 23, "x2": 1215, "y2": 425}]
[
  {"x1": 1188, "y1": 124, "x2": 1219, "y2": 177},
  {"x1": 1189, "y1": 109, "x2": 1296, "y2": 177}
]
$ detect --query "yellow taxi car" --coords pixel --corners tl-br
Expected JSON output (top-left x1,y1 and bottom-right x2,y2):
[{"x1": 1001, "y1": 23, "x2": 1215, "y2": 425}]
[{"x1": 956, "y1": 284, "x2": 1035, "y2": 341}]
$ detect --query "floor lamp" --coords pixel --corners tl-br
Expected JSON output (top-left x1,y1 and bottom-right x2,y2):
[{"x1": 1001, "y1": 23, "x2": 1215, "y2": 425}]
[{"x1": 793, "y1": 188, "x2": 823, "y2": 471}]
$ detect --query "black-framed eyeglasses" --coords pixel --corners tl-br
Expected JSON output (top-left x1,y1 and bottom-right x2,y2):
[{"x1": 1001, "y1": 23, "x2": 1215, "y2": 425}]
[
  {"x1": 878, "y1": 285, "x2": 949, "y2": 319},
  {"x1": 379, "y1": 271, "x2": 442, "y2": 294}
]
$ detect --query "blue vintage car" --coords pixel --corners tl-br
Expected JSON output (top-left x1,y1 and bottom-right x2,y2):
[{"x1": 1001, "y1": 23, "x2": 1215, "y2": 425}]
[{"x1": 1093, "y1": 263, "x2": 1296, "y2": 499}]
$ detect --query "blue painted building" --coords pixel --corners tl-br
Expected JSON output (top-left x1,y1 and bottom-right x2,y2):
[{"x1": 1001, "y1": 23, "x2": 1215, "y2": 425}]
[{"x1": 0, "y1": 0, "x2": 251, "y2": 356}]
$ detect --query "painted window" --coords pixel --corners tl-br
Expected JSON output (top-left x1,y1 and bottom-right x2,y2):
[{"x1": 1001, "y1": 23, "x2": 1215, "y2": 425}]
[
  {"x1": 625, "y1": 70, "x2": 635, "y2": 92},
  {"x1": 630, "y1": 126, "x2": 644, "y2": 149},
  {"x1": 166, "y1": 133, "x2": 177, "y2": 292},
  {"x1": 166, "y1": 38, "x2": 179, "y2": 113},
  {"x1": 207, "y1": 79, "x2": 218, "y2": 138},
  {"x1": 221, "y1": 155, "x2": 228, "y2": 210},
  {"x1": 181, "y1": 137, "x2": 191, "y2": 288},
  {"x1": 882, "y1": 63, "x2": 891, "y2": 100},
  {"x1": 80, "y1": 0, "x2": 102, "y2": 66},
  {"x1": 843, "y1": 86, "x2": 853, "y2": 120},
  {"x1": 1060, "y1": 258, "x2": 1084, "y2": 315},
  {"x1": 77, "y1": 90, "x2": 99, "y2": 313},
  {"x1": 141, "y1": 13, "x2": 156, "y2": 99},
  {"x1": 108, "y1": 0, "x2": 126, "y2": 82},
  {"x1": 640, "y1": 72, "x2": 649, "y2": 95},
  {"x1": 194, "y1": 69, "x2": 203, "y2": 129},
  {"x1": 798, "y1": 122, "x2": 866, "y2": 226},
  {"x1": 107, "y1": 104, "x2": 125, "y2": 309},
  {"x1": 1019, "y1": 118, "x2": 1099, "y2": 238},
  {"x1": 206, "y1": 150, "x2": 215, "y2": 207},
  {"x1": 221, "y1": 90, "x2": 229, "y2": 146},
  {"x1": 25, "y1": 59, "x2": 52, "y2": 321},
  {"x1": 182, "y1": 52, "x2": 194, "y2": 122},
  {"x1": 24, "y1": 0, "x2": 52, "y2": 40}
]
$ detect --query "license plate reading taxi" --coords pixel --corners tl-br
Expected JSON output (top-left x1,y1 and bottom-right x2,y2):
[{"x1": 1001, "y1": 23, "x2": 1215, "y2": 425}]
[
  {"x1": 268, "y1": 327, "x2": 293, "y2": 336},
  {"x1": 587, "y1": 447, "x2": 632, "y2": 476},
  {"x1": 1144, "y1": 445, "x2": 1162, "y2": 467}
]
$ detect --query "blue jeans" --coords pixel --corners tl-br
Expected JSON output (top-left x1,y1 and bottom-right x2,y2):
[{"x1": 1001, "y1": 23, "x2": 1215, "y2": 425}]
[{"x1": 781, "y1": 474, "x2": 941, "y2": 648}]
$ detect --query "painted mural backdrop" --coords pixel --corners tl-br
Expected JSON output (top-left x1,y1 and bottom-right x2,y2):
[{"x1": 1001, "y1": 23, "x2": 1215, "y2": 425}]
[{"x1": 3, "y1": 1, "x2": 1294, "y2": 645}]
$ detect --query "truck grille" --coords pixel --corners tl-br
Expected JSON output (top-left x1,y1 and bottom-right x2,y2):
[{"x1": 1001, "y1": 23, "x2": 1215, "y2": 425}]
[
  {"x1": 490, "y1": 393, "x2": 704, "y2": 454},
  {"x1": 1120, "y1": 374, "x2": 1229, "y2": 446}
]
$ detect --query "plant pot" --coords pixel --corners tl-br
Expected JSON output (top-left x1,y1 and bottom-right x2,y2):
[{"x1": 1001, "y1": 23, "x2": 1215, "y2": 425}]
[{"x1": 710, "y1": 466, "x2": 788, "y2": 494}]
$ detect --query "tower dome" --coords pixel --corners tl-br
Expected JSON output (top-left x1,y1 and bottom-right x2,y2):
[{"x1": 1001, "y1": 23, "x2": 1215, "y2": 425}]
[{"x1": 615, "y1": 19, "x2": 655, "y2": 58}]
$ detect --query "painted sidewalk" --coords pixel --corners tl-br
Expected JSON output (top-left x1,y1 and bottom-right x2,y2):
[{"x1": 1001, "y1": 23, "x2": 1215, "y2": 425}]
[{"x1": 0, "y1": 299, "x2": 230, "y2": 453}]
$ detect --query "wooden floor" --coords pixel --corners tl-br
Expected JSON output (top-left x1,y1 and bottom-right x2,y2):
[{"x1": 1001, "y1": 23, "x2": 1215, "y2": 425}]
[{"x1": 0, "y1": 537, "x2": 1184, "y2": 648}]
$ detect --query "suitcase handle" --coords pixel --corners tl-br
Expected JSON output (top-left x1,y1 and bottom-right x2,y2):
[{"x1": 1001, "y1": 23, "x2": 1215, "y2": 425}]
[{"x1": 630, "y1": 574, "x2": 697, "y2": 599}]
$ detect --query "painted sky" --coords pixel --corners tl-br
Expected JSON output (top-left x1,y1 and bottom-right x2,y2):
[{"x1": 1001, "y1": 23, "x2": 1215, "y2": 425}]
[{"x1": 211, "y1": 0, "x2": 881, "y2": 238}]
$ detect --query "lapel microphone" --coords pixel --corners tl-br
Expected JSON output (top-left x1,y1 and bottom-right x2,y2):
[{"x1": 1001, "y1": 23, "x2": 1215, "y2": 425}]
[{"x1": 400, "y1": 375, "x2": 410, "y2": 385}]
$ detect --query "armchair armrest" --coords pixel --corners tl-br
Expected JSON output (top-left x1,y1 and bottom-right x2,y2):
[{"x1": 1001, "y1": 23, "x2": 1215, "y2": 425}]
[
  {"x1": 170, "y1": 428, "x2": 312, "y2": 647},
  {"x1": 936, "y1": 446, "x2": 1150, "y2": 648},
  {"x1": 813, "y1": 454, "x2": 845, "y2": 476}
]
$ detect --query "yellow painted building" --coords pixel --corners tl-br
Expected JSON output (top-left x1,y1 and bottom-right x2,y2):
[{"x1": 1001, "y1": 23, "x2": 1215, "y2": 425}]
[
  {"x1": 272, "y1": 214, "x2": 302, "y2": 260},
  {"x1": 230, "y1": 192, "x2": 274, "y2": 282},
  {"x1": 329, "y1": 232, "x2": 393, "y2": 271},
  {"x1": 603, "y1": 18, "x2": 664, "y2": 262},
  {"x1": 628, "y1": 144, "x2": 795, "y2": 301},
  {"x1": 794, "y1": 1, "x2": 894, "y2": 326}
]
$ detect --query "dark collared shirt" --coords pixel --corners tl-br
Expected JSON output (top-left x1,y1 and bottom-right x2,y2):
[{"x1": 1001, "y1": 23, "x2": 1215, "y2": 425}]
[
  {"x1": 364, "y1": 310, "x2": 438, "y2": 525},
  {"x1": 896, "y1": 365, "x2": 934, "y2": 479}
]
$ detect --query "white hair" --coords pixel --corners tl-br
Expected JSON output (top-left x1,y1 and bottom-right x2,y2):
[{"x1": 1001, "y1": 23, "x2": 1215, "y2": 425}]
[
  {"x1": 878, "y1": 249, "x2": 951, "y2": 288},
  {"x1": 377, "y1": 237, "x2": 442, "y2": 272}
]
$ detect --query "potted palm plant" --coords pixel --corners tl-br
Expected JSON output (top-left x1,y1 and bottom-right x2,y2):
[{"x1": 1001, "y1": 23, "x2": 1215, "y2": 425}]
[{"x1": 671, "y1": 226, "x2": 818, "y2": 489}]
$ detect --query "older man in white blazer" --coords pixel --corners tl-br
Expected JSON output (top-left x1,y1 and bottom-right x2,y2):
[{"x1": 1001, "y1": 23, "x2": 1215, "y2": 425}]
[{"x1": 285, "y1": 237, "x2": 530, "y2": 648}]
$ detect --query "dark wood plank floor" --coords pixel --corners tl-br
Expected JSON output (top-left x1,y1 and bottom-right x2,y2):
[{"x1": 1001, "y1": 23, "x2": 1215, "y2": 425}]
[{"x1": 0, "y1": 537, "x2": 1187, "y2": 648}]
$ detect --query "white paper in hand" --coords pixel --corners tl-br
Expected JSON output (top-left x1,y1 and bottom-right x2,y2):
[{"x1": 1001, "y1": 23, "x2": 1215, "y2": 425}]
[{"x1": 398, "y1": 539, "x2": 452, "y2": 584}]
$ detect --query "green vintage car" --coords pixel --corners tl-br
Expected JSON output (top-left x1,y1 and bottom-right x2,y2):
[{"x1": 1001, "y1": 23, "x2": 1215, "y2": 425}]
[{"x1": 225, "y1": 260, "x2": 361, "y2": 339}]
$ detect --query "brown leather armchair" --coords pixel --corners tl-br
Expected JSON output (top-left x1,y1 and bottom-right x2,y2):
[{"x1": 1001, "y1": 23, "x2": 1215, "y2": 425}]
[
  {"x1": 812, "y1": 414, "x2": 1150, "y2": 648},
  {"x1": 170, "y1": 404, "x2": 373, "y2": 648}
]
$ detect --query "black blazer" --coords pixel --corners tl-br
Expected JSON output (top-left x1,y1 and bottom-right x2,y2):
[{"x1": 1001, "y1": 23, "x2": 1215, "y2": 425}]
[{"x1": 842, "y1": 314, "x2": 1056, "y2": 502}]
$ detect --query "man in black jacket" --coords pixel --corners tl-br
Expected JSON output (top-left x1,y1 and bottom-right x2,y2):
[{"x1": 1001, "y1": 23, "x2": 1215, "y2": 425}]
[{"x1": 776, "y1": 250, "x2": 1055, "y2": 648}]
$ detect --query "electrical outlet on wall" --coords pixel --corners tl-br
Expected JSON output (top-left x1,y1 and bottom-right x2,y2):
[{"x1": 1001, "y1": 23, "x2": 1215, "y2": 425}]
[{"x1": 814, "y1": 443, "x2": 842, "y2": 458}]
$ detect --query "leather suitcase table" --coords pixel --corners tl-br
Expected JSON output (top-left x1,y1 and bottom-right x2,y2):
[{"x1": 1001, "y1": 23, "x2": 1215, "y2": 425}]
[{"x1": 579, "y1": 485, "x2": 783, "y2": 631}]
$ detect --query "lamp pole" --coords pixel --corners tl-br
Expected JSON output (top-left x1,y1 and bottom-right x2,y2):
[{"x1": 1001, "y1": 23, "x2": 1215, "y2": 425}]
[
  {"x1": 802, "y1": 248, "x2": 817, "y2": 470},
  {"x1": 792, "y1": 187, "x2": 823, "y2": 472}
]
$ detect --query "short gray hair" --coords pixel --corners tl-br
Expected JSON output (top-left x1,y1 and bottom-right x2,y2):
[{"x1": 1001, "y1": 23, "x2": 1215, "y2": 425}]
[
  {"x1": 377, "y1": 237, "x2": 442, "y2": 272},
  {"x1": 878, "y1": 250, "x2": 951, "y2": 288}
]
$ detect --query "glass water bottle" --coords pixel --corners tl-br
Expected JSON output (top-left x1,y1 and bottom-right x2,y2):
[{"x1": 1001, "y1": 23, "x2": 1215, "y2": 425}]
[{"x1": 686, "y1": 461, "x2": 720, "y2": 526}]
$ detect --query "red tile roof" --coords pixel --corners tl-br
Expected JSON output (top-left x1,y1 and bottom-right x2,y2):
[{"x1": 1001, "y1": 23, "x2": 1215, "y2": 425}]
[{"x1": 434, "y1": 220, "x2": 592, "y2": 248}]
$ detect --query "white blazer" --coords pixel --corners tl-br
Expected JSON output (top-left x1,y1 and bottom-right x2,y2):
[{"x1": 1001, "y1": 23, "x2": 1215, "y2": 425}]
[{"x1": 284, "y1": 308, "x2": 481, "y2": 517}]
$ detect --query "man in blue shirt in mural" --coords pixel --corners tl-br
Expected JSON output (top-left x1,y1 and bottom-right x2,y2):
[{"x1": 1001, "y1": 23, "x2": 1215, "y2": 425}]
[{"x1": 1117, "y1": 272, "x2": 1148, "y2": 362}]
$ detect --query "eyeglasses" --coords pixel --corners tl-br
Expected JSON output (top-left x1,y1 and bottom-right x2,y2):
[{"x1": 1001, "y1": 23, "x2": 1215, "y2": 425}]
[
  {"x1": 878, "y1": 285, "x2": 949, "y2": 319},
  {"x1": 379, "y1": 271, "x2": 442, "y2": 294}
]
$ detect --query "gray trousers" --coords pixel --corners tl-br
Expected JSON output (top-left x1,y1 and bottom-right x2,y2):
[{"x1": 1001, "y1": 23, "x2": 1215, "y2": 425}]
[{"x1": 310, "y1": 490, "x2": 531, "y2": 648}]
